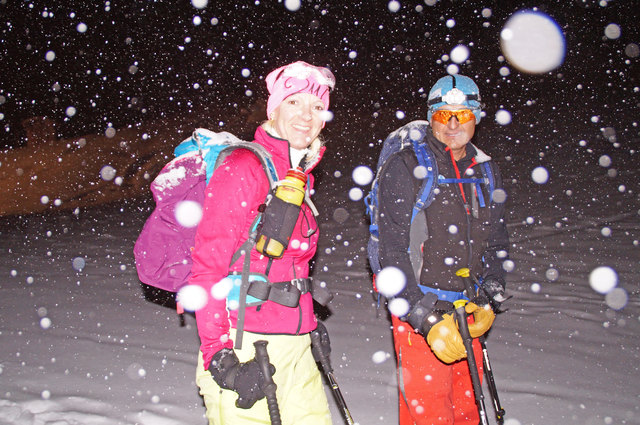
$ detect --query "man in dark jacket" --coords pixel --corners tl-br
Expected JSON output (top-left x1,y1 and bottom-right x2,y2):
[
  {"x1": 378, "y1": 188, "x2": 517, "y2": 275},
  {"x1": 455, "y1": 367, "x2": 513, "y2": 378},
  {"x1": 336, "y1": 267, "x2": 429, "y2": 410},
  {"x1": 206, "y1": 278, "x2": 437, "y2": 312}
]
[{"x1": 377, "y1": 74, "x2": 509, "y2": 425}]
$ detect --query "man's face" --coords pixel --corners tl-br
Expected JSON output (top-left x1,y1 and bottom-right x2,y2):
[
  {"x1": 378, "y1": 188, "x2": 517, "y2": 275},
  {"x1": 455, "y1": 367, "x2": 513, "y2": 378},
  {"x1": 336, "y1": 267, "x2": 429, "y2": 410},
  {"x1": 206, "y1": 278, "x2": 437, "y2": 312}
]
[{"x1": 430, "y1": 104, "x2": 476, "y2": 160}]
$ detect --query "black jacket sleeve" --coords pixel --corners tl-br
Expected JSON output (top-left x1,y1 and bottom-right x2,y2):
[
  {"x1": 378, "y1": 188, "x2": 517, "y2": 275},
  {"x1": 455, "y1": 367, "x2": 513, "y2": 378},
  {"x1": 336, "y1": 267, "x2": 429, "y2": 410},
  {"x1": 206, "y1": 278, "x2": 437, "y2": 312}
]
[
  {"x1": 377, "y1": 150, "x2": 425, "y2": 307},
  {"x1": 481, "y1": 162, "x2": 510, "y2": 286}
]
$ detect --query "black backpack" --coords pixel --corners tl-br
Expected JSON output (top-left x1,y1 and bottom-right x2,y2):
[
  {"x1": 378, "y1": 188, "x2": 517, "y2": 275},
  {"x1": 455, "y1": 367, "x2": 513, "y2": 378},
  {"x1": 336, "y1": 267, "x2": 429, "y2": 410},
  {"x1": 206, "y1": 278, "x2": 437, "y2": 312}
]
[{"x1": 364, "y1": 121, "x2": 496, "y2": 278}]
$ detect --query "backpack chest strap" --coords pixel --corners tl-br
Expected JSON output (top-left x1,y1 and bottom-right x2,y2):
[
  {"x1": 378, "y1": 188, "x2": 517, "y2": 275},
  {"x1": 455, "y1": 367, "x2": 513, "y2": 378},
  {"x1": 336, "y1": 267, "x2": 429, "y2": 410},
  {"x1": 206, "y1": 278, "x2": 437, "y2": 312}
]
[{"x1": 437, "y1": 175, "x2": 488, "y2": 208}]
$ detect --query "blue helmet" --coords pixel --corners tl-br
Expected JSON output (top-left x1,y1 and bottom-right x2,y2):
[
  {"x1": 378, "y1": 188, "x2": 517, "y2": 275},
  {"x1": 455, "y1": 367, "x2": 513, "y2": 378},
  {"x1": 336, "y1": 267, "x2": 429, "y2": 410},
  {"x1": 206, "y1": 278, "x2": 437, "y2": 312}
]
[{"x1": 427, "y1": 74, "x2": 483, "y2": 123}]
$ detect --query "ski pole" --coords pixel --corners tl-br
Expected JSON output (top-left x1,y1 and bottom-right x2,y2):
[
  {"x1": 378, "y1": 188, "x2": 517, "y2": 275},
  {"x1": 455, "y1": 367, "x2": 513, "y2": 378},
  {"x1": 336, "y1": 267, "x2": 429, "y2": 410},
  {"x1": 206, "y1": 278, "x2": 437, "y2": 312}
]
[
  {"x1": 253, "y1": 340, "x2": 281, "y2": 425},
  {"x1": 310, "y1": 329, "x2": 355, "y2": 425},
  {"x1": 456, "y1": 268, "x2": 506, "y2": 425},
  {"x1": 480, "y1": 340, "x2": 505, "y2": 425},
  {"x1": 454, "y1": 299, "x2": 490, "y2": 425}
]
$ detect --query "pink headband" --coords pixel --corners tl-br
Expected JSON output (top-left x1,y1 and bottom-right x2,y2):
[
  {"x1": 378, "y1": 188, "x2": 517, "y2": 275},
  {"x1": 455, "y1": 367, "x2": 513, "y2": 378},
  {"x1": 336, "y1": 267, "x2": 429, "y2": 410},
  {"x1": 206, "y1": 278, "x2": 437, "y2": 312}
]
[{"x1": 265, "y1": 61, "x2": 336, "y2": 118}]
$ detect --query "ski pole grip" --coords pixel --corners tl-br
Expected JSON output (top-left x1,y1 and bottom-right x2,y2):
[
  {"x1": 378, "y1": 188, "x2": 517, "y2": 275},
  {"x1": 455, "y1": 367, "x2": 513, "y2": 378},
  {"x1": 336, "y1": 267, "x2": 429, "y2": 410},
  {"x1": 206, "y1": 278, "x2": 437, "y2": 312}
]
[
  {"x1": 310, "y1": 329, "x2": 333, "y2": 374},
  {"x1": 311, "y1": 331, "x2": 355, "y2": 425},
  {"x1": 254, "y1": 340, "x2": 276, "y2": 391},
  {"x1": 455, "y1": 305, "x2": 472, "y2": 341},
  {"x1": 456, "y1": 267, "x2": 476, "y2": 300},
  {"x1": 253, "y1": 340, "x2": 281, "y2": 425}
]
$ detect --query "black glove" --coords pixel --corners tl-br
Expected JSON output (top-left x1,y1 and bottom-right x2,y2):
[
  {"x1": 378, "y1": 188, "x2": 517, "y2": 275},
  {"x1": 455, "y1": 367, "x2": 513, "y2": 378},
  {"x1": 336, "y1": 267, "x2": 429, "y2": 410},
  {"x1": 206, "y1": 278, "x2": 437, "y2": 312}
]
[
  {"x1": 477, "y1": 277, "x2": 509, "y2": 312},
  {"x1": 311, "y1": 321, "x2": 331, "y2": 365},
  {"x1": 209, "y1": 348, "x2": 276, "y2": 409},
  {"x1": 403, "y1": 293, "x2": 454, "y2": 336}
]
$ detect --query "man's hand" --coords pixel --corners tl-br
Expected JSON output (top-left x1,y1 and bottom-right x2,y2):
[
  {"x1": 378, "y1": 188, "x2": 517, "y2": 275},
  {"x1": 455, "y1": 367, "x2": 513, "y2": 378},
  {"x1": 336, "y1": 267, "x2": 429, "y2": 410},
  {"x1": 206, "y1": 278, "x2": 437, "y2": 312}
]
[
  {"x1": 477, "y1": 277, "x2": 509, "y2": 312},
  {"x1": 403, "y1": 293, "x2": 439, "y2": 335},
  {"x1": 465, "y1": 302, "x2": 495, "y2": 338},
  {"x1": 426, "y1": 312, "x2": 467, "y2": 363}
]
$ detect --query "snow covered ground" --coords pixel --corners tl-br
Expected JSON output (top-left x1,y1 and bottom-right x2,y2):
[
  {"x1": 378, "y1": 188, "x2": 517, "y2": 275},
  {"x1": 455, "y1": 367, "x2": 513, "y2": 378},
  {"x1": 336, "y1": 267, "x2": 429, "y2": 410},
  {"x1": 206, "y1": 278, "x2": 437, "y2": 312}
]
[
  {"x1": 1, "y1": 3, "x2": 639, "y2": 424},
  {"x1": 1, "y1": 111, "x2": 639, "y2": 425}
]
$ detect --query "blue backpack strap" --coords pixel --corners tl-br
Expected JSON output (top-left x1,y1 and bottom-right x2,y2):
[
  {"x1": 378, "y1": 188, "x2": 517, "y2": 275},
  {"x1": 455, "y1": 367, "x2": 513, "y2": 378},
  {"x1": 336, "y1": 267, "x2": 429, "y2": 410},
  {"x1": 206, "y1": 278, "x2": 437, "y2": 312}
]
[
  {"x1": 182, "y1": 129, "x2": 278, "y2": 188},
  {"x1": 365, "y1": 121, "x2": 433, "y2": 278},
  {"x1": 438, "y1": 175, "x2": 488, "y2": 207},
  {"x1": 364, "y1": 191, "x2": 378, "y2": 238},
  {"x1": 437, "y1": 161, "x2": 496, "y2": 208},
  {"x1": 210, "y1": 142, "x2": 278, "y2": 189},
  {"x1": 480, "y1": 162, "x2": 495, "y2": 202},
  {"x1": 174, "y1": 134, "x2": 201, "y2": 157},
  {"x1": 411, "y1": 139, "x2": 438, "y2": 222}
]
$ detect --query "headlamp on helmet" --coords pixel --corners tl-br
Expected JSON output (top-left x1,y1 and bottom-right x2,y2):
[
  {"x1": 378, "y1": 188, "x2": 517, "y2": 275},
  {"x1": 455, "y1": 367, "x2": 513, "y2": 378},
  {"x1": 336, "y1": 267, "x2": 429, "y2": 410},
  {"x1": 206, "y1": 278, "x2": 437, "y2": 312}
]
[{"x1": 427, "y1": 74, "x2": 483, "y2": 124}]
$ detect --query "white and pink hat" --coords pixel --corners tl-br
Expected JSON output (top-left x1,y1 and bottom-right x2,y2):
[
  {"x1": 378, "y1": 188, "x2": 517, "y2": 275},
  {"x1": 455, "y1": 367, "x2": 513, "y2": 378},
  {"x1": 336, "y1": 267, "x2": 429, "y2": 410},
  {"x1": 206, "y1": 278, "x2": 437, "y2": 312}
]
[{"x1": 265, "y1": 61, "x2": 336, "y2": 118}]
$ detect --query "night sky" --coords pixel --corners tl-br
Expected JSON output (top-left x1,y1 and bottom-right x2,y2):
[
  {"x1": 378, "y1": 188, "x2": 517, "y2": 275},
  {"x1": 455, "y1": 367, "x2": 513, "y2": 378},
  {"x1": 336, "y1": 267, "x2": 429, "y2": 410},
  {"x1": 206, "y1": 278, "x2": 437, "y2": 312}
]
[{"x1": 1, "y1": 0, "x2": 638, "y2": 156}]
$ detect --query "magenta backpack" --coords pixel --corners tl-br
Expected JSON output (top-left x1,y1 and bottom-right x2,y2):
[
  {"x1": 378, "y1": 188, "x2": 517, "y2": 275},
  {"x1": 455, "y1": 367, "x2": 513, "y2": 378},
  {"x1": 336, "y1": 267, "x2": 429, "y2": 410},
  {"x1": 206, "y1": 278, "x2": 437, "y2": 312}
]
[{"x1": 133, "y1": 129, "x2": 277, "y2": 294}]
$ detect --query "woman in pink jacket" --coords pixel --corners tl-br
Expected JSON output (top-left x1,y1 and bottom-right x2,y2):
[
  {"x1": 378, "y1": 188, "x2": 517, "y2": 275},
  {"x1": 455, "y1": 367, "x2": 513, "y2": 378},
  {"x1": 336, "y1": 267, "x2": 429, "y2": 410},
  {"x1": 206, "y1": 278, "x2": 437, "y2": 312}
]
[{"x1": 192, "y1": 61, "x2": 335, "y2": 424}]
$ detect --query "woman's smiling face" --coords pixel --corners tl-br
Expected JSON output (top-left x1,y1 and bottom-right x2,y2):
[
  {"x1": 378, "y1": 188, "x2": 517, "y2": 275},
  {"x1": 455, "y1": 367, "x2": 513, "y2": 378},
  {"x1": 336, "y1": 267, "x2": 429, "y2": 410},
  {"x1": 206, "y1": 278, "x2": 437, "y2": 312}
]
[{"x1": 271, "y1": 93, "x2": 326, "y2": 150}]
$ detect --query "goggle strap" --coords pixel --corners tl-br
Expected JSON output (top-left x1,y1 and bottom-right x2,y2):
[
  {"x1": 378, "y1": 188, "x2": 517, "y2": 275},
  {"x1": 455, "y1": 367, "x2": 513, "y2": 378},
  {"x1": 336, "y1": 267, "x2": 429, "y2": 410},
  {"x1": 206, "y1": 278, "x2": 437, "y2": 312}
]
[{"x1": 427, "y1": 93, "x2": 480, "y2": 107}]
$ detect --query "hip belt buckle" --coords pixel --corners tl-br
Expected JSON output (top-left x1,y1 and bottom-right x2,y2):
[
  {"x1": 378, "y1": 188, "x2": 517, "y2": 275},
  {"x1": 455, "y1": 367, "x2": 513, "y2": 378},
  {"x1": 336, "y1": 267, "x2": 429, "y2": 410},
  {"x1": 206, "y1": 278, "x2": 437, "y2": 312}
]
[{"x1": 291, "y1": 278, "x2": 311, "y2": 293}]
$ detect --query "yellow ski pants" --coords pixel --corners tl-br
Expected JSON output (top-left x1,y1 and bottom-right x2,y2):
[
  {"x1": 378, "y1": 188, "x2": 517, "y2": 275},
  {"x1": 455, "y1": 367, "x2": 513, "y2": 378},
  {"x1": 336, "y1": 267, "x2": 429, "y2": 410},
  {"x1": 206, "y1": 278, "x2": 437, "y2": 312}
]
[{"x1": 196, "y1": 330, "x2": 332, "y2": 425}]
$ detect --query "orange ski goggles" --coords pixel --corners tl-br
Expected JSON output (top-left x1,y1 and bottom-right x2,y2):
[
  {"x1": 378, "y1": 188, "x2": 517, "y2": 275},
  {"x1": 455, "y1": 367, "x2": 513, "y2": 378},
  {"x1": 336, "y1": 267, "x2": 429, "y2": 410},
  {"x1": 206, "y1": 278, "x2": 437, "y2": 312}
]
[{"x1": 431, "y1": 109, "x2": 476, "y2": 125}]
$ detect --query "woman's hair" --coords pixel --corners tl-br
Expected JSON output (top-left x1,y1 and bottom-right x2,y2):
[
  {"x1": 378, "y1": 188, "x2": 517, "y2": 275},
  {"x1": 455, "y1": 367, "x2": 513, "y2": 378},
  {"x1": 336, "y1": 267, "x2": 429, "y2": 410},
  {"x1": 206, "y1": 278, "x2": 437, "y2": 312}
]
[{"x1": 261, "y1": 120, "x2": 324, "y2": 167}]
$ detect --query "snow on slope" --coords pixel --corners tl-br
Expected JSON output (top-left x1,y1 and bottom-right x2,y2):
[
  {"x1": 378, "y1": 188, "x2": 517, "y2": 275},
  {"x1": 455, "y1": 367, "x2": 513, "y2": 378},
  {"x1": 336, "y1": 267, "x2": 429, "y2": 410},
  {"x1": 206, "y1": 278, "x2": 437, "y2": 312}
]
[{"x1": 1, "y1": 118, "x2": 639, "y2": 424}]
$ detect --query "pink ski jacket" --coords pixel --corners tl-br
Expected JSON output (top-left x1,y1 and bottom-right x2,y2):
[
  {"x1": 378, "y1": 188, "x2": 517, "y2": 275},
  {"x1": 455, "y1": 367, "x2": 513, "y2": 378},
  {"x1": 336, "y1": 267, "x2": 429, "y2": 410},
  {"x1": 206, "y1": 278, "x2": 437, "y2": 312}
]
[{"x1": 190, "y1": 126, "x2": 324, "y2": 369}]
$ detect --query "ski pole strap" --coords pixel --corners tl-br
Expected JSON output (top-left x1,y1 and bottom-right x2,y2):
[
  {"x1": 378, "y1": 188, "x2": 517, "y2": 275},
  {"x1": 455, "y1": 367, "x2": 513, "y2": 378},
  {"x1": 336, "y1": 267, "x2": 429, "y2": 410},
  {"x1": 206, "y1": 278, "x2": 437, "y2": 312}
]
[
  {"x1": 234, "y1": 244, "x2": 253, "y2": 350},
  {"x1": 231, "y1": 214, "x2": 263, "y2": 350}
]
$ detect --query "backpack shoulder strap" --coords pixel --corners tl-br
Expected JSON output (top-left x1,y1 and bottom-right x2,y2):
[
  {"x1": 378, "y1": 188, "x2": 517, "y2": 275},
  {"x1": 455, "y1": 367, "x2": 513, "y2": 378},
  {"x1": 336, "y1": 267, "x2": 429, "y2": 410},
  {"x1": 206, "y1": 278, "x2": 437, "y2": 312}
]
[
  {"x1": 192, "y1": 128, "x2": 278, "y2": 188},
  {"x1": 480, "y1": 161, "x2": 496, "y2": 202},
  {"x1": 411, "y1": 139, "x2": 438, "y2": 222},
  {"x1": 214, "y1": 141, "x2": 279, "y2": 190}
]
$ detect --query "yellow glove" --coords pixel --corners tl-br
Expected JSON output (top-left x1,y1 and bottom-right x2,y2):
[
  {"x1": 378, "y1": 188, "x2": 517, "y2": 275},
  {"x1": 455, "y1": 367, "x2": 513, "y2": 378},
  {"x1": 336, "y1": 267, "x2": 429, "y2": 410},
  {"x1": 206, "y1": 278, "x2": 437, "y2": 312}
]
[
  {"x1": 465, "y1": 302, "x2": 495, "y2": 338},
  {"x1": 426, "y1": 313, "x2": 467, "y2": 364}
]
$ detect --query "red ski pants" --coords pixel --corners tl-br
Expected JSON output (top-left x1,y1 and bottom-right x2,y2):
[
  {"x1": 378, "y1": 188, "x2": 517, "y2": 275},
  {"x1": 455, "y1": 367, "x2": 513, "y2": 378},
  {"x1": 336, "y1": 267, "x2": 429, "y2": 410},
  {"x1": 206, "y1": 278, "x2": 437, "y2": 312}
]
[{"x1": 391, "y1": 315, "x2": 483, "y2": 425}]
